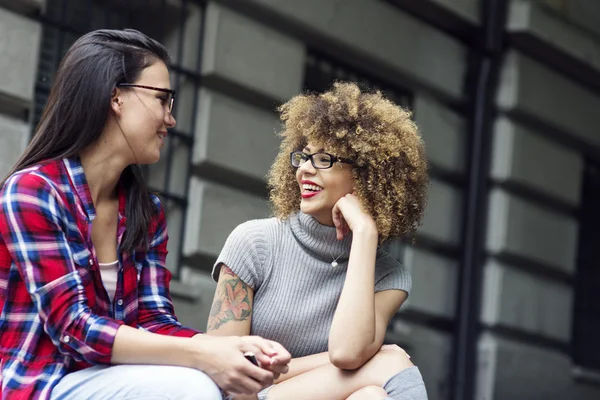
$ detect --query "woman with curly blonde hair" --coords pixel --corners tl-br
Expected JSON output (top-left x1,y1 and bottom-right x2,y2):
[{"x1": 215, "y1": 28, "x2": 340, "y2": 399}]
[{"x1": 207, "y1": 82, "x2": 429, "y2": 400}]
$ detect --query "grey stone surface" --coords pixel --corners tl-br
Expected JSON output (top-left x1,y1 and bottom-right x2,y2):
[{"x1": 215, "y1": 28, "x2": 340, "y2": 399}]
[
  {"x1": 0, "y1": 114, "x2": 29, "y2": 178},
  {"x1": 403, "y1": 247, "x2": 457, "y2": 318},
  {"x1": 481, "y1": 260, "x2": 573, "y2": 341},
  {"x1": 183, "y1": 178, "x2": 270, "y2": 258},
  {"x1": 432, "y1": 0, "x2": 479, "y2": 23},
  {"x1": 491, "y1": 117, "x2": 583, "y2": 206},
  {"x1": 476, "y1": 332, "x2": 600, "y2": 400},
  {"x1": 565, "y1": 0, "x2": 600, "y2": 39},
  {"x1": 415, "y1": 94, "x2": 466, "y2": 174},
  {"x1": 193, "y1": 89, "x2": 280, "y2": 180},
  {"x1": 0, "y1": 8, "x2": 40, "y2": 108},
  {"x1": 508, "y1": 0, "x2": 600, "y2": 73},
  {"x1": 248, "y1": 0, "x2": 467, "y2": 98},
  {"x1": 419, "y1": 179, "x2": 463, "y2": 246},
  {"x1": 497, "y1": 51, "x2": 600, "y2": 150},
  {"x1": 202, "y1": 2, "x2": 305, "y2": 101},
  {"x1": 171, "y1": 269, "x2": 216, "y2": 332},
  {"x1": 486, "y1": 189, "x2": 578, "y2": 273},
  {"x1": 163, "y1": 1, "x2": 204, "y2": 72},
  {"x1": 0, "y1": 0, "x2": 44, "y2": 15}
]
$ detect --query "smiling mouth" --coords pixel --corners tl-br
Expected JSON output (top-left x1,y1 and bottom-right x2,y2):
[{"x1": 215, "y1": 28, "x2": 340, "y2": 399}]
[{"x1": 301, "y1": 183, "x2": 323, "y2": 198}]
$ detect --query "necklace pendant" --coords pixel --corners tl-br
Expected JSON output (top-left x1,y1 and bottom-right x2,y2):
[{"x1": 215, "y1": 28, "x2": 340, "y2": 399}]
[{"x1": 331, "y1": 260, "x2": 338, "y2": 268}]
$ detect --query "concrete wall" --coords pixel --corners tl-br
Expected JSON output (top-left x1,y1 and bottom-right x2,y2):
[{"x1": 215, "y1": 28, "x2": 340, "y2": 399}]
[
  {"x1": 247, "y1": 0, "x2": 467, "y2": 99},
  {"x1": 477, "y1": 332, "x2": 600, "y2": 400},
  {"x1": 476, "y1": 0, "x2": 600, "y2": 397},
  {"x1": 0, "y1": 6, "x2": 41, "y2": 176}
]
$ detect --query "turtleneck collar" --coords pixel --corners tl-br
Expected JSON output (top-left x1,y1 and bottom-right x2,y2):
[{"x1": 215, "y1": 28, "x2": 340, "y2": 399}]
[{"x1": 289, "y1": 211, "x2": 353, "y2": 264}]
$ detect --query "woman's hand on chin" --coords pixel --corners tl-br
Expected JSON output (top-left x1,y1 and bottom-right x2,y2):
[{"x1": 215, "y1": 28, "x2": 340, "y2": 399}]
[{"x1": 331, "y1": 193, "x2": 377, "y2": 240}]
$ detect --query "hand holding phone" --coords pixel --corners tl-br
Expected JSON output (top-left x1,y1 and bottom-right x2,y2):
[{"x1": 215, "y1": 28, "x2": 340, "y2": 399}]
[{"x1": 243, "y1": 351, "x2": 260, "y2": 367}]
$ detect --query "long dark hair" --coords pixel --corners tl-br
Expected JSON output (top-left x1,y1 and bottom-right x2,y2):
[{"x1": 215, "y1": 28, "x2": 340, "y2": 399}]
[{"x1": 4, "y1": 29, "x2": 170, "y2": 254}]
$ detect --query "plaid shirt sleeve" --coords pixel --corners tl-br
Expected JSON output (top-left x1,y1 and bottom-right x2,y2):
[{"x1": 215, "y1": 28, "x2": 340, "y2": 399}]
[
  {"x1": 136, "y1": 195, "x2": 200, "y2": 337},
  {"x1": 0, "y1": 172, "x2": 123, "y2": 364}
]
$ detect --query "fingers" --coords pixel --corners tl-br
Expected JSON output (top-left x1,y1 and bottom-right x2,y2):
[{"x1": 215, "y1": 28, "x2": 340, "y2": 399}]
[
  {"x1": 225, "y1": 373, "x2": 264, "y2": 396},
  {"x1": 332, "y1": 194, "x2": 367, "y2": 238},
  {"x1": 332, "y1": 200, "x2": 348, "y2": 240},
  {"x1": 266, "y1": 340, "x2": 291, "y2": 365},
  {"x1": 224, "y1": 356, "x2": 274, "y2": 395},
  {"x1": 241, "y1": 337, "x2": 283, "y2": 367},
  {"x1": 266, "y1": 363, "x2": 289, "y2": 375},
  {"x1": 240, "y1": 338, "x2": 290, "y2": 378},
  {"x1": 239, "y1": 361, "x2": 275, "y2": 389},
  {"x1": 331, "y1": 203, "x2": 344, "y2": 240}
]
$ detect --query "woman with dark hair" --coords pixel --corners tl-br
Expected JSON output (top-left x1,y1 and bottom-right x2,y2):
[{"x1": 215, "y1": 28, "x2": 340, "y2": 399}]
[{"x1": 0, "y1": 29, "x2": 289, "y2": 400}]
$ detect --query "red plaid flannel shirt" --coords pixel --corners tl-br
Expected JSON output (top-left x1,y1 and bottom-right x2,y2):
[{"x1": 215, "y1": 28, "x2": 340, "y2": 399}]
[{"x1": 0, "y1": 157, "x2": 200, "y2": 399}]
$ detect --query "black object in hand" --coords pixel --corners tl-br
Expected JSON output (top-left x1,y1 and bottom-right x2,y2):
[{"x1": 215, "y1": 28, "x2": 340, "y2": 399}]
[{"x1": 243, "y1": 351, "x2": 259, "y2": 366}]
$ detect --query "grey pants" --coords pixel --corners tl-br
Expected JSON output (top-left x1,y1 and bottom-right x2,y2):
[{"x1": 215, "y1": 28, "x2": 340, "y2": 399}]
[
  {"x1": 383, "y1": 366, "x2": 428, "y2": 399},
  {"x1": 258, "y1": 366, "x2": 427, "y2": 400}
]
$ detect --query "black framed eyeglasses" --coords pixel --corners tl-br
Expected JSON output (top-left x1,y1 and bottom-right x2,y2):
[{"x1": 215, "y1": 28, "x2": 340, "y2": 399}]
[
  {"x1": 290, "y1": 151, "x2": 354, "y2": 169},
  {"x1": 116, "y1": 83, "x2": 176, "y2": 113}
]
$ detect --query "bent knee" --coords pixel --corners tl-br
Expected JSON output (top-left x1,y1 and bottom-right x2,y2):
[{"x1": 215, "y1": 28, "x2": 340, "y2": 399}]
[
  {"x1": 346, "y1": 385, "x2": 388, "y2": 400},
  {"x1": 376, "y1": 345, "x2": 413, "y2": 368},
  {"x1": 362, "y1": 345, "x2": 413, "y2": 386}
]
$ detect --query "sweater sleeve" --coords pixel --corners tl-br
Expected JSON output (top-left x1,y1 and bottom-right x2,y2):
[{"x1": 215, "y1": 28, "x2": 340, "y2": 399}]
[
  {"x1": 374, "y1": 250, "x2": 412, "y2": 295},
  {"x1": 212, "y1": 220, "x2": 270, "y2": 290}
]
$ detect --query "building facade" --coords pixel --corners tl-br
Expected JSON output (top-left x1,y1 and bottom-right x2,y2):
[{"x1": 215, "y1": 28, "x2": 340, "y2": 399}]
[{"x1": 0, "y1": 0, "x2": 599, "y2": 398}]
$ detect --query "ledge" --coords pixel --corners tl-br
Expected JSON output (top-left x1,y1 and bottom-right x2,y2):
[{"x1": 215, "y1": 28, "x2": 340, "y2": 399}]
[{"x1": 508, "y1": 0, "x2": 600, "y2": 93}]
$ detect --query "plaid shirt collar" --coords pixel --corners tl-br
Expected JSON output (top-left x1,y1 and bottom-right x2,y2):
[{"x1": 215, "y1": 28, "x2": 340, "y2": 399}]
[{"x1": 63, "y1": 157, "x2": 128, "y2": 243}]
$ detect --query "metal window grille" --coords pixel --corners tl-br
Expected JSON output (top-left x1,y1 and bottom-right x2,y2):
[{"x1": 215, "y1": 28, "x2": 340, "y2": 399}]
[{"x1": 34, "y1": 0, "x2": 206, "y2": 275}]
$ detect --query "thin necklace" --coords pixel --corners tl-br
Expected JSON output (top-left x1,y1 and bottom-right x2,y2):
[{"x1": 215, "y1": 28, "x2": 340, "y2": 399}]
[{"x1": 329, "y1": 250, "x2": 344, "y2": 268}]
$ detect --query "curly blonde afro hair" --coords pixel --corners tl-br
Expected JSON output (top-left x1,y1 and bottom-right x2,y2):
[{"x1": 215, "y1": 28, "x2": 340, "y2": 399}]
[{"x1": 267, "y1": 81, "x2": 429, "y2": 243}]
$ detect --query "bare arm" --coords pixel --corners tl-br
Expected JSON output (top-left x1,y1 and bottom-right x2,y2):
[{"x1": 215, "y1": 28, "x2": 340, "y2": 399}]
[
  {"x1": 111, "y1": 325, "x2": 287, "y2": 396},
  {"x1": 273, "y1": 352, "x2": 330, "y2": 384},
  {"x1": 328, "y1": 232, "x2": 407, "y2": 370},
  {"x1": 328, "y1": 194, "x2": 408, "y2": 370},
  {"x1": 208, "y1": 265, "x2": 330, "y2": 383},
  {"x1": 112, "y1": 325, "x2": 197, "y2": 367},
  {"x1": 207, "y1": 264, "x2": 254, "y2": 335}
]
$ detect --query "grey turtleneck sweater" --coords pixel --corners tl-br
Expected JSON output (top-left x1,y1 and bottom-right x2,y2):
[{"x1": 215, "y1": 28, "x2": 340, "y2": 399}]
[{"x1": 212, "y1": 212, "x2": 411, "y2": 358}]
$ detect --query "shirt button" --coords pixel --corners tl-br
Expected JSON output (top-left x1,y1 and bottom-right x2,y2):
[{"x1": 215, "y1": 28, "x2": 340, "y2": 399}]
[
  {"x1": 63, "y1": 335, "x2": 70, "y2": 343},
  {"x1": 77, "y1": 285, "x2": 84, "y2": 291},
  {"x1": 88, "y1": 259, "x2": 93, "y2": 266},
  {"x1": 117, "y1": 299, "x2": 123, "y2": 306}
]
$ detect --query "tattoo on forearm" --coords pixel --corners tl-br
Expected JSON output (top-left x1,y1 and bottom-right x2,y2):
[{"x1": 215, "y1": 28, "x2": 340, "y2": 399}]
[{"x1": 207, "y1": 266, "x2": 252, "y2": 331}]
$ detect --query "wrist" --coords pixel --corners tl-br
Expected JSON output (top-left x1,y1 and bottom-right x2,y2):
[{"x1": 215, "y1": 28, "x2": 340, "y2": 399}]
[
  {"x1": 352, "y1": 225, "x2": 378, "y2": 241},
  {"x1": 188, "y1": 334, "x2": 212, "y2": 370}
]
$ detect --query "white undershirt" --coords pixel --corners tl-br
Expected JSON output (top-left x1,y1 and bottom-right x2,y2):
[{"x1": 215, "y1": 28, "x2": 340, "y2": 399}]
[{"x1": 98, "y1": 260, "x2": 119, "y2": 301}]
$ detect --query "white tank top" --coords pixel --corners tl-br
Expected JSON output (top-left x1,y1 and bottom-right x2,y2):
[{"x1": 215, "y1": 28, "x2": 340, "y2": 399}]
[{"x1": 97, "y1": 260, "x2": 119, "y2": 301}]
